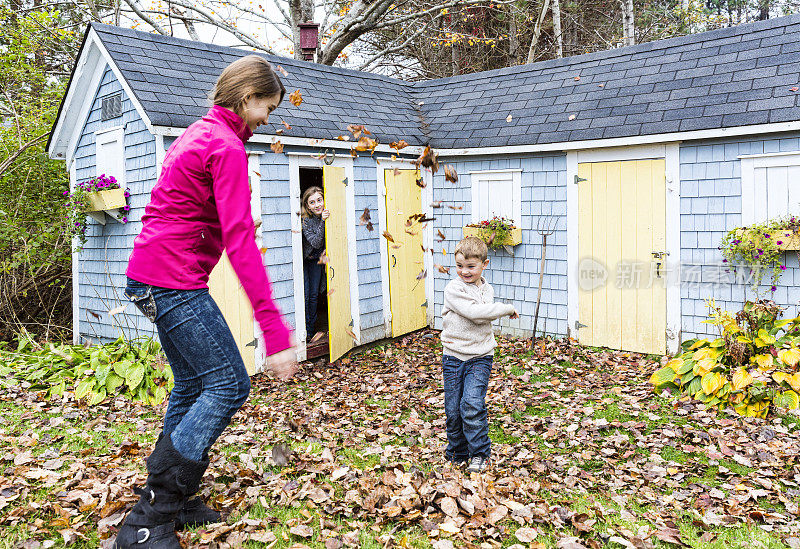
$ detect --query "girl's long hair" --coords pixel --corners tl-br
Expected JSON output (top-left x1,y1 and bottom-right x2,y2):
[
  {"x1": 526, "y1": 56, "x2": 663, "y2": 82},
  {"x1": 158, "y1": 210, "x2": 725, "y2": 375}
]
[
  {"x1": 301, "y1": 186, "x2": 324, "y2": 219},
  {"x1": 211, "y1": 55, "x2": 286, "y2": 118}
]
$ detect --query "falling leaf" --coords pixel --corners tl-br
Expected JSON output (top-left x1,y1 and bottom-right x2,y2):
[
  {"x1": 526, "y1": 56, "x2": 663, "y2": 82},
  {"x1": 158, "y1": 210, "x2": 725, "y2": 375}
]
[
  {"x1": 276, "y1": 65, "x2": 289, "y2": 77},
  {"x1": 335, "y1": 135, "x2": 351, "y2": 141},
  {"x1": 282, "y1": 120, "x2": 291, "y2": 130},
  {"x1": 568, "y1": 114, "x2": 577, "y2": 121},
  {"x1": 574, "y1": 75, "x2": 580, "y2": 81},
  {"x1": 444, "y1": 165, "x2": 458, "y2": 183},
  {"x1": 355, "y1": 136, "x2": 378, "y2": 153},
  {"x1": 435, "y1": 264, "x2": 450, "y2": 274},
  {"x1": 289, "y1": 90, "x2": 303, "y2": 107},
  {"x1": 416, "y1": 176, "x2": 426, "y2": 188},
  {"x1": 436, "y1": 229, "x2": 446, "y2": 241},
  {"x1": 359, "y1": 208, "x2": 371, "y2": 225},
  {"x1": 271, "y1": 140, "x2": 284, "y2": 154},
  {"x1": 108, "y1": 304, "x2": 127, "y2": 316},
  {"x1": 506, "y1": 114, "x2": 513, "y2": 122},
  {"x1": 390, "y1": 140, "x2": 408, "y2": 150},
  {"x1": 276, "y1": 128, "x2": 284, "y2": 135},
  {"x1": 382, "y1": 231, "x2": 395, "y2": 243},
  {"x1": 416, "y1": 269, "x2": 427, "y2": 280},
  {"x1": 431, "y1": 201, "x2": 443, "y2": 208},
  {"x1": 791, "y1": 87, "x2": 799, "y2": 92},
  {"x1": 415, "y1": 145, "x2": 439, "y2": 174},
  {"x1": 347, "y1": 124, "x2": 370, "y2": 138},
  {"x1": 446, "y1": 204, "x2": 463, "y2": 210}
]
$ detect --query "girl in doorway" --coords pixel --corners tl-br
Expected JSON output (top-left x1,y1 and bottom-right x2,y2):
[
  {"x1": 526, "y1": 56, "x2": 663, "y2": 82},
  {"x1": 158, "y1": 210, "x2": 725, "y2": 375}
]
[
  {"x1": 117, "y1": 55, "x2": 298, "y2": 549},
  {"x1": 301, "y1": 186, "x2": 329, "y2": 341}
]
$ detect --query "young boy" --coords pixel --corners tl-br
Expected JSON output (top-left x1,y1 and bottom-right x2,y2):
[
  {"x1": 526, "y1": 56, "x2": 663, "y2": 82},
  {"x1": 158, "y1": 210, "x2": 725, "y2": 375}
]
[{"x1": 441, "y1": 236, "x2": 518, "y2": 473}]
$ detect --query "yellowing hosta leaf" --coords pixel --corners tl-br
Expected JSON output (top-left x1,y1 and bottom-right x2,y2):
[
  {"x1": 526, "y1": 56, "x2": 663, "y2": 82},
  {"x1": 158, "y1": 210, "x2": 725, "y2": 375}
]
[
  {"x1": 701, "y1": 371, "x2": 725, "y2": 396},
  {"x1": 753, "y1": 354, "x2": 774, "y2": 370},
  {"x1": 778, "y1": 347, "x2": 800, "y2": 367},
  {"x1": 692, "y1": 347, "x2": 713, "y2": 361},
  {"x1": 757, "y1": 328, "x2": 776, "y2": 345},
  {"x1": 774, "y1": 390, "x2": 800, "y2": 410},
  {"x1": 737, "y1": 335, "x2": 752, "y2": 344},
  {"x1": 694, "y1": 358, "x2": 717, "y2": 377},
  {"x1": 649, "y1": 366, "x2": 677, "y2": 388},
  {"x1": 787, "y1": 373, "x2": 800, "y2": 392},
  {"x1": 732, "y1": 368, "x2": 754, "y2": 391},
  {"x1": 666, "y1": 358, "x2": 684, "y2": 373},
  {"x1": 689, "y1": 339, "x2": 709, "y2": 350},
  {"x1": 710, "y1": 338, "x2": 726, "y2": 347}
]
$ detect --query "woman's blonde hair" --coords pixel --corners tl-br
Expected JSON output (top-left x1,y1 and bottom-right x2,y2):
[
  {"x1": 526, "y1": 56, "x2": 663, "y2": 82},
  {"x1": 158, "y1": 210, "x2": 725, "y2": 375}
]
[
  {"x1": 301, "y1": 186, "x2": 324, "y2": 219},
  {"x1": 212, "y1": 55, "x2": 286, "y2": 117}
]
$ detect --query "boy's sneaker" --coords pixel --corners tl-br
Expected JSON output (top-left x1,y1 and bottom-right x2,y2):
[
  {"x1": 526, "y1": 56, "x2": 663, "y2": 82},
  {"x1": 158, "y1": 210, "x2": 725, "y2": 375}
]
[{"x1": 467, "y1": 456, "x2": 489, "y2": 473}]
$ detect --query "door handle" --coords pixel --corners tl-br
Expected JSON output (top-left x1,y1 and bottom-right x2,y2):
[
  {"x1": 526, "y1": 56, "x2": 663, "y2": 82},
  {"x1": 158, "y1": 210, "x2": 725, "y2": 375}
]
[
  {"x1": 391, "y1": 255, "x2": 396, "y2": 267},
  {"x1": 651, "y1": 251, "x2": 668, "y2": 278},
  {"x1": 329, "y1": 266, "x2": 335, "y2": 280}
]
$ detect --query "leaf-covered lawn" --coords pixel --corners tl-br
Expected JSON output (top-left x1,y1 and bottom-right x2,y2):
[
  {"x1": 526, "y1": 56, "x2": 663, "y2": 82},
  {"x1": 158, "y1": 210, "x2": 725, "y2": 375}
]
[{"x1": 1, "y1": 331, "x2": 799, "y2": 548}]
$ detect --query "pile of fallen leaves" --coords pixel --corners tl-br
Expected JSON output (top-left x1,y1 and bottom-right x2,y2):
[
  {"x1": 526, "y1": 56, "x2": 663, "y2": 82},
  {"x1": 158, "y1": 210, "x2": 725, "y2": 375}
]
[{"x1": 2, "y1": 332, "x2": 800, "y2": 548}]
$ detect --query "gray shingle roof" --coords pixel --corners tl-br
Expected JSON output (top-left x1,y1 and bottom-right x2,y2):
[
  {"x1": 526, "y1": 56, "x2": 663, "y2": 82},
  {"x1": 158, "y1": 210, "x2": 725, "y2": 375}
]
[
  {"x1": 89, "y1": 14, "x2": 800, "y2": 149},
  {"x1": 91, "y1": 23, "x2": 425, "y2": 146}
]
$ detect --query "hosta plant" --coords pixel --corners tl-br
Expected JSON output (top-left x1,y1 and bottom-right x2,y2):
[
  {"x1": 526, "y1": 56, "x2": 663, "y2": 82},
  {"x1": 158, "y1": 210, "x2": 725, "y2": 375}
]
[
  {"x1": 0, "y1": 334, "x2": 173, "y2": 406},
  {"x1": 650, "y1": 299, "x2": 800, "y2": 418}
]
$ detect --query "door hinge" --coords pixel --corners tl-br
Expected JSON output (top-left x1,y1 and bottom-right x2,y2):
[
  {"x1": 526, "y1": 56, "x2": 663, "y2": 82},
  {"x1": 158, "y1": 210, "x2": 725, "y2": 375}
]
[
  {"x1": 574, "y1": 175, "x2": 587, "y2": 184},
  {"x1": 575, "y1": 320, "x2": 588, "y2": 330}
]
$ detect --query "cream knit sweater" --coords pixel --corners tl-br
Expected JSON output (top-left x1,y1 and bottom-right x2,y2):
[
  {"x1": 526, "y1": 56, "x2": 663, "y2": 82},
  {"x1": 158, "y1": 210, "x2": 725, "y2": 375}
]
[{"x1": 441, "y1": 277, "x2": 516, "y2": 361}]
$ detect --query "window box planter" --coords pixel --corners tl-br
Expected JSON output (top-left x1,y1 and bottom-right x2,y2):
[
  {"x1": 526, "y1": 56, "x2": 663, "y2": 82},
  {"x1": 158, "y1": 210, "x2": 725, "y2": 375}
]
[
  {"x1": 86, "y1": 188, "x2": 126, "y2": 212},
  {"x1": 85, "y1": 188, "x2": 126, "y2": 225},
  {"x1": 731, "y1": 228, "x2": 800, "y2": 251},
  {"x1": 463, "y1": 225, "x2": 523, "y2": 247}
]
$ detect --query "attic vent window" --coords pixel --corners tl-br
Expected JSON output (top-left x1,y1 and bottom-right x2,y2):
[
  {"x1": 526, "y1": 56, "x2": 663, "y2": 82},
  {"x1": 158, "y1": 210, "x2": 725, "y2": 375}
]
[{"x1": 101, "y1": 94, "x2": 122, "y2": 121}]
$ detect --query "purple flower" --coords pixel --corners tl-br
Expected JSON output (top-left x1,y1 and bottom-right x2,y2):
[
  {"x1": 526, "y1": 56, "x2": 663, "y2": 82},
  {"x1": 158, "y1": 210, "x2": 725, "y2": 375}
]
[
  {"x1": 781, "y1": 265, "x2": 787, "y2": 270},
  {"x1": 771, "y1": 285, "x2": 777, "y2": 292},
  {"x1": 123, "y1": 205, "x2": 131, "y2": 211},
  {"x1": 121, "y1": 217, "x2": 128, "y2": 223},
  {"x1": 722, "y1": 259, "x2": 728, "y2": 262},
  {"x1": 765, "y1": 233, "x2": 771, "y2": 238},
  {"x1": 777, "y1": 241, "x2": 783, "y2": 245}
]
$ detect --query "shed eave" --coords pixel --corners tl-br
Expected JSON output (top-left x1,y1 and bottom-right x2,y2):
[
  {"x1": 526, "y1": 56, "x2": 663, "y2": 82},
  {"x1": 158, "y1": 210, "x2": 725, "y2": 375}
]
[
  {"x1": 435, "y1": 120, "x2": 800, "y2": 157},
  {"x1": 151, "y1": 125, "x2": 428, "y2": 155},
  {"x1": 48, "y1": 28, "x2": 156, "y2": 163}
]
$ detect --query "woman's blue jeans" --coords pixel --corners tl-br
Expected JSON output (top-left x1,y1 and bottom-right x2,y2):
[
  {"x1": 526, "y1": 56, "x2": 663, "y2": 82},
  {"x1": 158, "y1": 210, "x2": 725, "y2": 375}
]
[
  {"x1": 442, "y1": 354, "x2": 493, "y2": 461},
  {"x1": 124, "y1": 277, "x2": 250, "y2": 462},
  {"x1": 303, "y1": 258, "x2": 324, "y2": 336}
]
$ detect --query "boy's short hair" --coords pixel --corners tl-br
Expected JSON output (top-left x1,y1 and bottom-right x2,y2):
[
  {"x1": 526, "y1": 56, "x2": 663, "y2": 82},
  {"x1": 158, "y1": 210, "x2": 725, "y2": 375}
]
[{"x1": 454, "y1": 236, "x2": 488, "y2": 262}]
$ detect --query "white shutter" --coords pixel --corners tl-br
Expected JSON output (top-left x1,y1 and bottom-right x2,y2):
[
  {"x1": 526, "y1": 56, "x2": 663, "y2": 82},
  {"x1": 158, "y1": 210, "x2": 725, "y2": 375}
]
[
  {"x1": 95, "y1": 127, "x2": 125, "y2": 186},
  {"x1": 470, "y1": 169, "x2": 522, "y2": 225}
]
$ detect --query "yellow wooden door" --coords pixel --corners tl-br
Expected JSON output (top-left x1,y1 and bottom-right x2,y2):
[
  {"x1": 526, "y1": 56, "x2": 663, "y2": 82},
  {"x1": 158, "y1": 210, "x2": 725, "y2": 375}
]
[
  {"x1": 323, "y1": 166, "x2": 353, "y2": 362},
  {"x1": 208, "y1": 252, "x2": 256, "y2": 375},
  {"x1": 385, "y1": 169, "x2": 427, "y2": 337},
  {"x1": 577, "y1": 159, "x2": 667, "y2": 354}
]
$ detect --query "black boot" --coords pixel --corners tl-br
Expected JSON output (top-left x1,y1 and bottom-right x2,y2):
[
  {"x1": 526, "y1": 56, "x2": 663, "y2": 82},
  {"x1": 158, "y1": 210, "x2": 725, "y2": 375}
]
[
  {"x1": 175, "y1": 497, "x2": 222, "y2": 529},
  {"x1": 114, "y1": 434, "x2": 208, "y2": 548}
]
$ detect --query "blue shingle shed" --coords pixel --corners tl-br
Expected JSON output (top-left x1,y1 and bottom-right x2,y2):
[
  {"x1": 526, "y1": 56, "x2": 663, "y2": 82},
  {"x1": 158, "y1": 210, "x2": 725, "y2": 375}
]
[{"x1": 49, "y1": 15, "x2": 800, "y2": 359}]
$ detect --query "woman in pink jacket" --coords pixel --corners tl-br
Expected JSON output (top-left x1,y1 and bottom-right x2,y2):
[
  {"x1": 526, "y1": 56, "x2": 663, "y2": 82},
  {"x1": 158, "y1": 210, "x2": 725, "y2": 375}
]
[{"x1": 115, "y1": 56, "x2": 297, "y2": 549}]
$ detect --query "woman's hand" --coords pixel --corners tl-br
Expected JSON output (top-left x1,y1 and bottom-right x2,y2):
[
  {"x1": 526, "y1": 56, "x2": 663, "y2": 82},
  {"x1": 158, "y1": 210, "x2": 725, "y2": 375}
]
[
  {"x1": 267, "y1": 345, "x2": 299, "y2": 381},
  {"x1": 321, "y1": 209, "x2": 330, "y2": 220}
]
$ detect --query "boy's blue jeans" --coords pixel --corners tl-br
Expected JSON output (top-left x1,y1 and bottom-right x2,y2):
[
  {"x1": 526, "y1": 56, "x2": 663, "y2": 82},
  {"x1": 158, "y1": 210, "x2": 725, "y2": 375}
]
[
  {"x1": 442, "y1": 354, "x2": 492, "y2": 461},
  {"x1": 125, "y1": 277, "x2": 251, "y2": 462}
]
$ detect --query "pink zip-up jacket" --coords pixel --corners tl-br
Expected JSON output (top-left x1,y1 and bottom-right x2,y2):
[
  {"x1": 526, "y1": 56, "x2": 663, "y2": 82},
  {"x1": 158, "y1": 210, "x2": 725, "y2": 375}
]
[{"x1": 127, "y1": 105, "x2": 292, "y2": 356}]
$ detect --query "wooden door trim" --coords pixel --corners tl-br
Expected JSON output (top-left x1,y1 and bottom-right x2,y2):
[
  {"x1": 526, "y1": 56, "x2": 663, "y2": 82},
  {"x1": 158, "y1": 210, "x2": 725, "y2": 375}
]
[{"x1": 567, "y1": 145, "x2": 680, "y2": 354}]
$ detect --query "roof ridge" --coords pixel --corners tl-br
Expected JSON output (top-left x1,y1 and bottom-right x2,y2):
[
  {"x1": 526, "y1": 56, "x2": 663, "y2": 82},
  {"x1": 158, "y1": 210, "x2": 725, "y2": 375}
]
[{"x1": 410, "y1": 12, "x2": 800, "y2": 88}]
